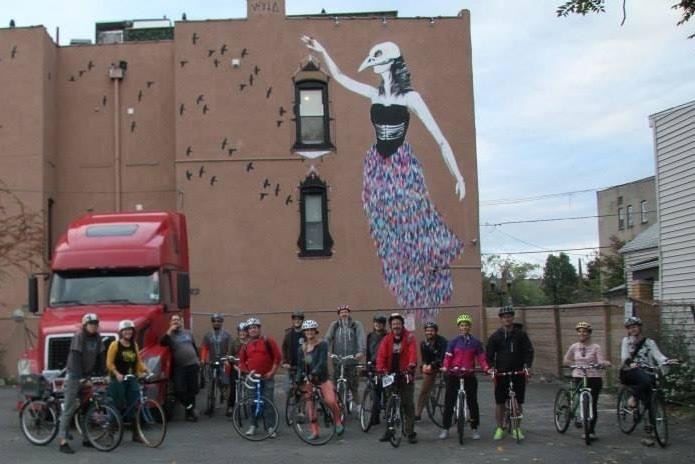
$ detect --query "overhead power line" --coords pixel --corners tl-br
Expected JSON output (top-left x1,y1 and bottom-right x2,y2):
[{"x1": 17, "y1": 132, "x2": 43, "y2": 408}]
[
  {"x1": 480, "y1": 187, "x2": 606, "y2": 206},
  {"x1": 481, "y1": 211, "x2": 656, "y2": 227},
  {"x1": 482, "y1": 246, "x2": 611, "y2": 255}
]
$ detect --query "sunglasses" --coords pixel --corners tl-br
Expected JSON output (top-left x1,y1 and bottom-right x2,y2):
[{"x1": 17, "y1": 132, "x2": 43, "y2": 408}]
[{"x1": 212, "y1": 319, "x2": 223, "y2": 323}]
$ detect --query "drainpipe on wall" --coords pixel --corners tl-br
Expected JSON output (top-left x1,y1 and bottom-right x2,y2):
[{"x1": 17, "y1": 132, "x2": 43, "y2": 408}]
[{"x1": 108, "y1": 61, "x2": 127, "y2": 212}]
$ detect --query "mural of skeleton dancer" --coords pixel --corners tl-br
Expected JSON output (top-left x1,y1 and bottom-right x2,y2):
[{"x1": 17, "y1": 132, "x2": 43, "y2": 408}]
[{"x1": 302, "y1": 36, "x2": 465, "y2": 319}]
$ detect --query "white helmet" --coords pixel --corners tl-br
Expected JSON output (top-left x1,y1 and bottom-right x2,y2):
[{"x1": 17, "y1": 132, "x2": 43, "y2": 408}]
[
  {"x1": 237, "y1": 322, "x2": 248, "y2": 332},
  {"x1": 246, "y1": 317, "x2": 261, "y2": 327},
  {"x1": 82, "y1": 313, "x2": 99, "y2": 325},
  {"x1": 301, "y1": 319, "x2": 319, "y2": 331},
  {"x1": 118, "y1": 320, "x2": 135, "y2": 332}
]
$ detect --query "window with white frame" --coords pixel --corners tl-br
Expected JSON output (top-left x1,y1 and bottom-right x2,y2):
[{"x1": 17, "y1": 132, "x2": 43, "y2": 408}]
[
  {"x1": 640, "y1": 200, "x2": 648, "y2": 223},
  {"x1": 618, "y1": 207, "x2": 625, "y2": 230},
  {"x1": 627, "y1": 205, "x2": 634, "y2": 228}
]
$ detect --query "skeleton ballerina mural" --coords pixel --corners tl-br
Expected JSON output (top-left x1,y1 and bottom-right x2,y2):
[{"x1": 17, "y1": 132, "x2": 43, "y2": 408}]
[{"x1": 301, "y1": 36, "x2": 465, "y2": 319}]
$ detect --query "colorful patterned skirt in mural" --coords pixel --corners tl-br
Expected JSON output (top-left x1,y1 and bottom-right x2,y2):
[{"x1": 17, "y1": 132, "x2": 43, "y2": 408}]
[{"x1": 362, "y1": 142, "x2": 464, "y2": 316}]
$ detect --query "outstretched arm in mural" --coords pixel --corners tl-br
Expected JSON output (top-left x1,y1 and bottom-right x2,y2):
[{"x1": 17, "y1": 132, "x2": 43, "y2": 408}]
[
  {"x1": 300, "y1": 35, "x2": 377, "y2": 99},
  {"x1": 406, "y1": 92, "x2": 466, "y2": 201}
]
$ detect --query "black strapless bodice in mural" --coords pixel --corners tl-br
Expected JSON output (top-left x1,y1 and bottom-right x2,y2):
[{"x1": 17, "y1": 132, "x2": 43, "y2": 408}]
[{"x1": 370, "y1": 104, "x2": 410, "y2": 157}]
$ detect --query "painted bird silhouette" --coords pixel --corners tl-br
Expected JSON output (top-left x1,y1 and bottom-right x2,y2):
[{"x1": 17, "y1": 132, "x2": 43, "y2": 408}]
[
  {"x1": 196, "y1": 94, "x2": 205, "y2": 105},
  {"x1": 249, "y1": 74, "x2": 254, "y2": 86},
  {"x1": 266, "y1": 87, "x2": 273, "y2": 99},
  {"x1": 276, "y1": 120, "x2": 283, "y2": 128},
  {"x1": 146, "y1": 80, "x2": 155, "y2": 88},
  {"x1": 227, "y1": 148, "x2": 237, "y2": 156},
  {"x1": 239, "y1": 83, "x2": 247, "y2": 91},
  {"x1": 210, "y1": 176, "x2": 217, "y2": 186},
  {"x1": 185, "y1": 170, "x2": 193, "y2": 180},
  {"x1": 221, "y1": 137, "x2": 228, "y2": 150},
  {"x1": 180, "y1": 60, "x2": 188, "y2": 68},
  {"x1": 130, "y1": 121, "x2": 136, "y2": 133},
  {"x1": 202, "y1": 104, "x2": 209, "y2": 114},
  {"x1": 138, "y1": 90, "x2": 143, "y2": 102},
  {"x1": 78, "y1": 70, "x2": 85, "y2": 77},
  {"x1": 260, "y1": 192, "x2": 268, "y2": 200},
  {"x1": 192, "y1": 33, "x2": 199, "y2": 45},
  {"x1": 254, "y1": 65, "x2": 260, "y2": 75},
  {"x1": 207, "y1": 49, "x2": 215, "y2": 57},
  {"x1": 240, "y1": 48, "x2": 248, "y2": 58},
  {"x1": 179, "y1": 103, "x2": 186, "y2": 115},
  {"x1": 220, "y1": 44, "x2": 228, "y2": 55},
  {"x1": 11, "y1": 46, "x2": 17, "y2": 58},
  {"x1": 213, "y1": 58, "x2": 219, "y2": 68},
  {"x1": 87, "y1": 60, "x2": 95, "y2": 70},
  {"x1": 285, "y1": 195, "x2": 293, "y2": 205},
  {"x1": 246, "y1": 162, "x2": 254, "y2": 172},
  {"x1": 198, "y1": 166, "x2": 206, "y2": 177},
  {"x1": 69, "y1": 75, "x2": 76, "y2": 82},
  {"x1": 275, "y1": 184, "x2": 281, "y2": 196},
  {"x1": 186, "y1": 146, "x2": 193, "y2": 156},
  {"x1": 279, "y1": 106, "x2": 286, "y2": 116},
  {"x1": 263, "y1": 179, "x2": 271, "y2": 188},
  {"x1": 102, "y1": 96, "x2": 107, "y2": 106}
]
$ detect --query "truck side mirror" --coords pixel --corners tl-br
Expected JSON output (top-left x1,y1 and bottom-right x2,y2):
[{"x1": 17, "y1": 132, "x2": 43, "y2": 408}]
[
  {"x1": 28, "y1": 276, "x2": 39, "y2": 313},
  {"x1": 177, "y1": 272, "x2": 190, "y2": 309}
]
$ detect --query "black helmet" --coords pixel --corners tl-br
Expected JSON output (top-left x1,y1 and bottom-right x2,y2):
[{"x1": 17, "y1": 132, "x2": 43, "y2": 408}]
[
  {"x1": 423, "y1": 321, "x2": 439, "y2": 331},
  {"x1": 388, "y1": 312, "x2": 404, "y2": 324},
  {"x1": 291, "y1": 310, "x2": 305, "y2": 319},
  {"x1": 211, "y1": 313, "x2": 224, "y2": 322},
  {"x1": 373, "y1": 313, "x2": 387, "y2": 324},
  {"x1": 498, "y1": 305, "x2": 515, "y2": 317}
]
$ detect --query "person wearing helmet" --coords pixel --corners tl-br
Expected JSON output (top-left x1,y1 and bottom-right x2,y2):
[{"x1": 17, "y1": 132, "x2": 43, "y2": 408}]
[
  {"x1": 227, "y1": 321, "x2": 249, "y2": 414},
  {"x1": 106, "y1": 320, "x2": 149, "y2": 442},
  {"x1": 200, "y1": 313, "x2": 233, "y2": 415},
  {"x1": 160, "y1": 313, "x2": 201, "y2": 422},
  {"x1": 365, "y1": 313, "x2": 388, "y2": 425},
  {"x1": 238, "y1": 317, "x2": 282, "y2": 437},
  {"x1": 563, "y1": 321, "x2": 611, "y2": 440},
  {"x1": 376, "y1": 313, "x2": 418, "y2": 444},
  {"x1": 620, "y1": 316, "x2": 674, "y2": 414},
  {"x1": 58, "y1": 313, "x2": 105, "y2": 454},
  {"x1": 487, "y1": 306, "x2": 534, "y2": 441},
  {"x1": 325, "y1": 304, "x2": 366, "y2": 414},
  {"x1": 281, "y1": 310, "x2": 306, "y2": 387},
  {"x1": 438, "y1": 314, "x2": 490, "y2": 440},
  {"x1": 415, "y1": 321, "x2": 448, "y2": 421},
  {"x1": 295, "y1": 320, "x2": 345, "y2": 438}
]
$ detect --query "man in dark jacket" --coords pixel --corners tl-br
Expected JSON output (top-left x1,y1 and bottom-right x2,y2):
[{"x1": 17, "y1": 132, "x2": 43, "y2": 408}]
[
  {"x1": 415, "y1": 321, "x2": 447, "y2": 420},
  {"x1": 160, "y1": 313, "x2": 201, "y2": 422},
  {"x1": 366, "y1": 313, "x2": 387, "y2": 424},
  {"x1": 486, "y1": 306, "x2": 534, "y2": 441},
  {"x1": 281, "y1": 310, "x2": 305, "y2": 392},
  {"x1": 58, "y1": 313, "x2": 105, "y2": 454}
]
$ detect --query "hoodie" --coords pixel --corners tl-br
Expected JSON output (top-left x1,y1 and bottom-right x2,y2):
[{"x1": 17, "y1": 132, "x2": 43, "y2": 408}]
[
  {"x1": 486, "y1": 324, "x2": 534, "y2": 372},
  {"x1": 325, "y1": 317, "x2": 366, "y2": 359}
]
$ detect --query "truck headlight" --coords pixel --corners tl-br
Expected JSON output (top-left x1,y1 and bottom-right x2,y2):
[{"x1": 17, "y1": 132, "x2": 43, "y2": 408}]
[{"x1": 17, "y1": 359, "x2": 32, "y2": 376}]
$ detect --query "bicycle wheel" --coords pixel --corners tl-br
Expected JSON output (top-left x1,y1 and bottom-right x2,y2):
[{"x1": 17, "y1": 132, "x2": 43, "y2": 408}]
[
  {"x1": 580, "y1": 391, "x2": 591, "y2": 445},
  {"x1": 19, "y1": 400, "x2": 59, "y2": 446},
  {"x1": 388, "y1": 397, "x2": 403, "y2": 448},
  {"x1": 336, "y1": 381, "x2": 348, "y2": 420},
  {"x1": 553, "y1": 389, "x2": 571, "y2": 433},
  {"x1": 360, "y1": 385, "x2": 375, "y2": 432},
  {"x1": 426, "y1": 380, "x2": 445, "y2": 428},
  {"x1": 651, "y1": 393, "x2": 668, "y2": 448},
  {"x1": 293, "y1": 395, "x2": 336, "y2": 445},
  {"x1": 135, "y1": 399, "x2": 167, "y2": 448},
  {"x1": 232, "y1": 396, "x2": 279, "y2": 441},
  {"x1": 206, "y1": 374, "x2": 216, "y2": 417},
  {"x1": 507, "y1": 396, "x2": 521, "y2": 444},
  {"x1": 616, "y1": 388, "x2": 639, "y2": 434},
  {"x1": 83, "y1": 402, "x2": 123, "y2": 452},
  {"x1": 285, "y1": 386, "x2": 299, "y2": 426},
  {"x1": 456, "y1": 393, "x2": 465, "y2": 445}
]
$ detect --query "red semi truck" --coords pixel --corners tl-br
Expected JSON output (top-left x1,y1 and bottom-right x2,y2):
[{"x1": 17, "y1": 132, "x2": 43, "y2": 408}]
[{"x1": 18, "y1": 211, "x2": 191, "y2": 412}]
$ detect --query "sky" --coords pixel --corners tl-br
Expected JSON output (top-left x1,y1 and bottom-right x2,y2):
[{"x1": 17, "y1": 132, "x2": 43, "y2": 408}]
[{"x1": 3, "y1": 1, "x2": 694, "y2": 275}]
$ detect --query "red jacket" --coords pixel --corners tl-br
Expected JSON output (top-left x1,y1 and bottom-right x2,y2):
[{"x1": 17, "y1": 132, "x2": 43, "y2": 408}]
[
  {"x1": 239, "y1": 336, "x2": 282, "y2": 376},
  {"x1": 376, "y1": 329, "x2": 417, "y2": 373}
]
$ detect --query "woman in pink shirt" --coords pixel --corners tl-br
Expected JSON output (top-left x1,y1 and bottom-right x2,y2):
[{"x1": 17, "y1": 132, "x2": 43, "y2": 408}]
[{"x1": 563, "y1": 321, "x2": 611, "y2": 439}]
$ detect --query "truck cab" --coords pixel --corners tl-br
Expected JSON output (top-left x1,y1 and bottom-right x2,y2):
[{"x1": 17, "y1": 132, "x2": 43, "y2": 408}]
[{"x1": 19, "y1": 211, "x2": 190, "y2": 408}]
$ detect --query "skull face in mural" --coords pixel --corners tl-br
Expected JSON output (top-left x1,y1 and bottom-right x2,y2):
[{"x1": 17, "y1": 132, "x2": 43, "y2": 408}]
[{"x1": 357, "y1": 41, "x2": 401, "y2": 73}]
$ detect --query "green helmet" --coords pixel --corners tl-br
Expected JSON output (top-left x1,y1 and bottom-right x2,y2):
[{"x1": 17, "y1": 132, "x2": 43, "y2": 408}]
[{"x1": 456, "y1": 313, "x2": 473, "y2": 325}]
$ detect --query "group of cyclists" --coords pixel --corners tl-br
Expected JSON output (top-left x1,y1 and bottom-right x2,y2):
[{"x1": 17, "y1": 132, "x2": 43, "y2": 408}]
[{"x1": 50, "y1": 304, "x2": 676, "y2": 453}]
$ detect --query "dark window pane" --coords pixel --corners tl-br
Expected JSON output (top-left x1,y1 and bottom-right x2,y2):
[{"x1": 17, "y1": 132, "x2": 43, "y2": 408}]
[{"x1": 301, "y1": 116, "x2": 325, "y2": 144}]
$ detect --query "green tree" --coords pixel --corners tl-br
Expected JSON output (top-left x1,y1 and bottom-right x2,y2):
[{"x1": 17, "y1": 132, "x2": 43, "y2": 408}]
[
  {"x1": 557, "y1": 0, "x2": 695, "y2": 38},
  {"x1": 482, "y1": 255, "x2": 547, "y2": 307},
  {"x1": 542, "y1": 252, "x2": 578, "y2": 305},
  {"x1": 599, "y1": 235, "x2": 626, "y2": 291}
]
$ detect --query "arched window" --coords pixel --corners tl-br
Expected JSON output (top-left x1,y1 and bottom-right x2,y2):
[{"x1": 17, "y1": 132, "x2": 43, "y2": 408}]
[
  {"x1": 298, "y1": 172, "x2": 333, "y2": 257},
  {"x1": 294, "y1": 79, "x2": 331, "y2": 148}
]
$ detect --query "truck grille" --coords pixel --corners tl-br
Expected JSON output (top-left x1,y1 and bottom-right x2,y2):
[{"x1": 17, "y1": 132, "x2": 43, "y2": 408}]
[{"x1": 47, "y1": 335, "x2": 116, "y2": 370}]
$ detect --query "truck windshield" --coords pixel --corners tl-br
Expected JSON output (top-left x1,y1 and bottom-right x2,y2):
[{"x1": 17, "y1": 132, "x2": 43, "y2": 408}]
[{"x1": 49, "y1": 269, "x2": 160, "y2": 306}]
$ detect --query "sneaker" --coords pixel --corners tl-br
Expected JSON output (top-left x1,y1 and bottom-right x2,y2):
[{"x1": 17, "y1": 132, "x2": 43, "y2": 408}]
[
  {"x1": 471, "y1": 429, "x2": 481, "y2": 440},
  {"x1": 512, "y1": 428, "x2": 525, "y2": 440},
  {"x1": 245, "y1": 425, "x2": 257, "y2": 436},
  {"x1": 336, "y1": 424, "x2": 345, "y2": 436},
  {"x1": 589, "y1": 433, "x2": 597, "y2": 440},
  {"x1": 268, "y1": 427, "x2": 277, "y2": 438},
  {"x1": 407, "y1": 433, "x2": 418, "y2": 444},
  {"x1": 59, "y1": 442, "x2": 75, "y2": 454},
  {"x1": 438, "y1": 429, "x2": 449, "y2": 440},
  {"x1": 641, "y1": 437, "x2": 655, "y2": 447},
  {"x1": 307, "y1": 433, "x2": 319, "y2": 440},
  {"x1": 493, "y1": 427, "x2": 505, "y2": 440}
]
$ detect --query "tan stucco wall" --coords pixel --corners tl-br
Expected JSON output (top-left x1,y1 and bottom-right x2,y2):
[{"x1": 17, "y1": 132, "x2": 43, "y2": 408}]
[{"x1": 0, "y1": 4, "x2": 480, "y2": 376}]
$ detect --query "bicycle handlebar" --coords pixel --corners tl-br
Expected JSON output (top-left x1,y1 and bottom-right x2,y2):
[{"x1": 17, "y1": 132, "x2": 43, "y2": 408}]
[
  {"x1": 491, "y1": 369, "x2": 528, "y2": 378},
  {"x1": 330, "y1": 354, "x2": 356, "y2": 362},
  {"x1": 566, "y1": 363, "x2": 606, "y2": 370},
  {"x1": 443, "y1": 367, "x2": 486, "y2": 376}
]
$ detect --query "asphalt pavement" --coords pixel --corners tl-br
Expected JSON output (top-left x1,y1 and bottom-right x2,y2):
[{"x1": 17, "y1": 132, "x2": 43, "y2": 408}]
[{"x1": 1, "y1": 377, "x2": 693, "y2": 464}]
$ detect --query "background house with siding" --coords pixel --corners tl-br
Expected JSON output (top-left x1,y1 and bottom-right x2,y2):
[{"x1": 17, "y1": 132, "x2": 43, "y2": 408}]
[{"x1": 649, "y1": 100, "x2": 695, "y2": 353}]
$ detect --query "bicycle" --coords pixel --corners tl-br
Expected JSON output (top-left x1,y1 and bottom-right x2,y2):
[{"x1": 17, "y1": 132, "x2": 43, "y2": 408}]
[
  {"x1": 443, "y1": 367, "x2": 482, "y2": 445},
  {"x1": 493, "y1": 368, "x2": 528, "y2": 444},
  {"x1": 121, "y1": 374, "x2": 167, "y2": 447},
  {"x1": 425, "y1": 371, "x2": 446, "y2": 428},
  {"x1": 204, "y1": 356, "x2": 232, "y2": 417},
  {"x1": 19, "y1": 372, "x2": 123, "y2": 451},
  {"x1": 359, "y1": 362, "x2": 380, "y2": 432},
  {"x1": 231, "y1": 371, "x2": 279, "y2": 441},
  {"x1": 285, "y1": 367, "x2": 301, "y2": 426},
  {"x1": 616, "y1": 361, "x2": 678, "y2": 448},
  {"x1": 292, "y1": 376, "x2": 337, "y2": 445},
  {"x1": 553, "y1": 364, "x2": 605, "y2": 445},
  {"x1": 381, "y1": 371, "x2": 410, "y2": 448},
  {"x1": 330, "y1": 354, "x2": 356, "y2": 419}
]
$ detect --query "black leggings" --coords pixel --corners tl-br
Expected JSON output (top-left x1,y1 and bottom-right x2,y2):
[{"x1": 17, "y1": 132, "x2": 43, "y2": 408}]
[
  {"x1": 442, "y1": 375, "x2": 479, "y2": 429},
  {"x1": 621, "y1": 368, "x2": 654, "y2": 405},
  {"x1": 172, "y1": 364, "x2": 200, "y2": 409},
  {"x1": 573, "y1": 377, "x2": 602, "y2": 433}
]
